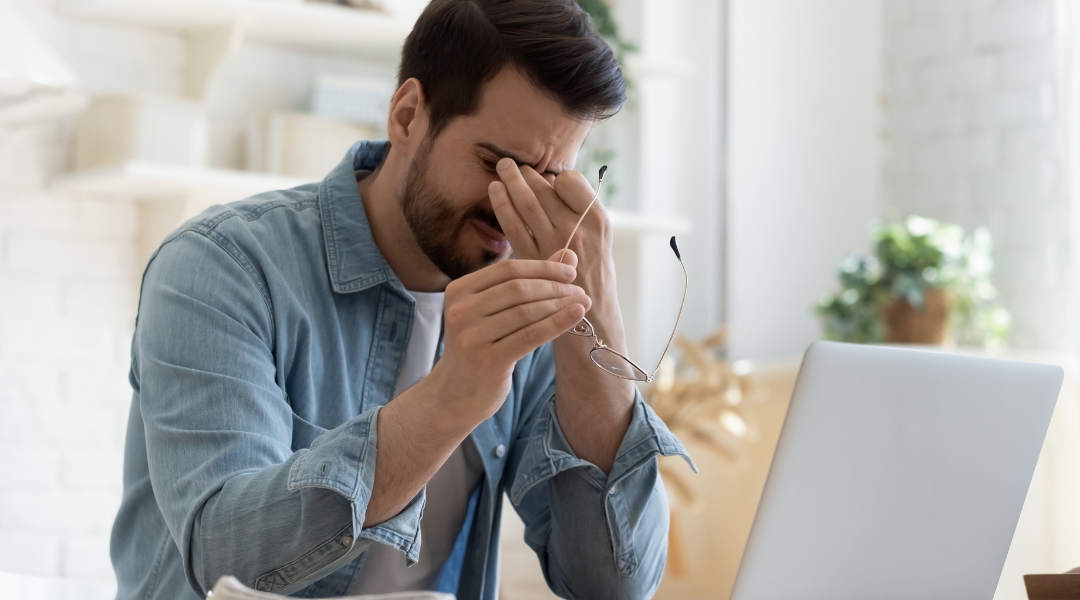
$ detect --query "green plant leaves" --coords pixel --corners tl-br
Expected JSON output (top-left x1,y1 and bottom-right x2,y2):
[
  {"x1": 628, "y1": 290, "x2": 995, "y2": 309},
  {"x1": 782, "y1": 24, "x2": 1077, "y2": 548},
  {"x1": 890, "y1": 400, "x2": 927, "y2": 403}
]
[
  {"x1": 815, "y1": 216, "x2": 1011, "y2": 349},
  {"x1": 575, "y1": 0, "x2": 637, "y2": 55}
]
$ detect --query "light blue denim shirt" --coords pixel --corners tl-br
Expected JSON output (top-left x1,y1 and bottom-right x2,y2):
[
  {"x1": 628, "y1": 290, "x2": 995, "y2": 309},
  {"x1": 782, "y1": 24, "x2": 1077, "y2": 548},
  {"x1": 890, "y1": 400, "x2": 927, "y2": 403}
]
[{"x1": 110, "y1": 141, "x2": 694, "y2": 600}]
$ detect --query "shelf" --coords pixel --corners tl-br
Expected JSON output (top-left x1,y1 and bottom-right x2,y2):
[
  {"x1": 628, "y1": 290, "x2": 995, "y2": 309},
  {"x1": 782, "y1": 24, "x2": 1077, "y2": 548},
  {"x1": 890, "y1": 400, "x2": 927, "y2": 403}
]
[
  {"x1": 54, "y1": 0, "x2": 413, "y2": 57},
  {"x1": 0, "y1": 90, "x2": 87, "y2": 126},
  {"x1": 53, "y1": 161, "x2": 313, "y2": 199},
  {"x1": 609, "y1": 210, "x2": 691, "y2": 236},
  {"x1": 52, "y1": 161, "x2": 691, "y2": 236}
]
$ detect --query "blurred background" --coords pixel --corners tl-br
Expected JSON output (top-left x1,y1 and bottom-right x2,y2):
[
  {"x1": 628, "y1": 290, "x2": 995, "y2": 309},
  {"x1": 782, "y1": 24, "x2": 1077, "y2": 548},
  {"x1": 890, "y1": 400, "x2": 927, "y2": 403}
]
[{"x1": 2, "y1": 0, "x2": 1080, "y2": 598}]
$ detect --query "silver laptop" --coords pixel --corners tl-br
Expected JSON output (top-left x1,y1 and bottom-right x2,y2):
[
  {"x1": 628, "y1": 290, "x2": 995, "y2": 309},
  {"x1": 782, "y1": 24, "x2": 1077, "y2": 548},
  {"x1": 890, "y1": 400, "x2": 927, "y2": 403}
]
[{"x1": 730, "y1": 341, "x2": 1063, "y2": 600}]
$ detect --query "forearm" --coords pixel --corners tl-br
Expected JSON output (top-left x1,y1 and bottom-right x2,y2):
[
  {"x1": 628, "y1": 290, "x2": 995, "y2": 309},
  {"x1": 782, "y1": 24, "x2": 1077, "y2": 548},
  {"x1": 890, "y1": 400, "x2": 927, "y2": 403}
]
[
  {"x1": 178, "y1": 385, "x2": 483, "y2": 596},
  {"x1": 363, "y1": 366, "x2": 480, "y2": 527},
  {"x1": 190, "y1": 459, "x2": 364, "y2": 591},
  {"x1": 364, "y1": 256, "x2": 589, "y2": 523},
  {"x1": 552, "y1": 298, "x2": 635, "y2": 474},
  {"x1": 509, "y1": 394, "x2": 687, "y2": 600},
  {"x1": 543, "y1": 459, "x2": 670, "y2": 600},
  {"x1": 172, "y1": 407, "x2": 419, "y2": 596}
]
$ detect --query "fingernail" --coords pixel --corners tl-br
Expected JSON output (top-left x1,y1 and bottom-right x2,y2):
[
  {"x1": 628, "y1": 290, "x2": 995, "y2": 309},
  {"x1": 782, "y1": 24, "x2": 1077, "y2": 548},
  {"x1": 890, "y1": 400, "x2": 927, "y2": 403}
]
[
  {"x1": 572, "y1": 285, "x2": 586, "y2": 295},
  {"x1": 488, "y1": 181, "x2": 501, "y2": 194},
  {"x1": 497, "y1": 157, "x2": 513, "y2": 172}
]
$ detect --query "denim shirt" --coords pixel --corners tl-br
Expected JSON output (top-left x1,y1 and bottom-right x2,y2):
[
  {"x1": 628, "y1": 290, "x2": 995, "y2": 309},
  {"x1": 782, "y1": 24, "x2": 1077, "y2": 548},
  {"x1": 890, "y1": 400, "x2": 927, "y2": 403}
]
[{"x1": 110, "y1": 141, "x2": 694, "y2": 600}]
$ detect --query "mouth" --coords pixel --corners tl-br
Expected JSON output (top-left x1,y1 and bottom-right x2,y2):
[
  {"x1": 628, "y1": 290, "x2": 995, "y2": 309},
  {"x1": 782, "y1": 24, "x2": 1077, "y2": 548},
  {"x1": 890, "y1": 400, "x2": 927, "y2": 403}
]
[{"x1": 471, "y1": 219, "x2": 511, "y2": 254}]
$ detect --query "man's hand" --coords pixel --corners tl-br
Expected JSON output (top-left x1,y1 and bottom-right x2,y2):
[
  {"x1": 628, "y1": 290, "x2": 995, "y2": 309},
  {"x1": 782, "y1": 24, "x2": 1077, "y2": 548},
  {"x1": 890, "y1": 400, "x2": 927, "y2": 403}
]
[
  {"x1": 488, "y1": 157, "x2": 635, "y2": 474},
  {"x1": 366, "y1": 255, "x2": 590, "y2": 527},
  {"x1": 487, "y1": 160, "x2": 609, "y2": 261},
  {"x1": 430, "y1": 256, "x2": 592, "y2": 424},
  {"x1": 487, "y1": 158, "x2": 625, "y2": 352}
]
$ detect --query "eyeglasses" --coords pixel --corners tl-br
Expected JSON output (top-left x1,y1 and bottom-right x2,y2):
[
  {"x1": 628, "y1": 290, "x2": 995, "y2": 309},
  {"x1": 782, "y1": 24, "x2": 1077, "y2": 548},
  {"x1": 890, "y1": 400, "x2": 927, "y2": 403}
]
[{"x1": 557, "y1": 166, "x2": 688, "y2": 383}]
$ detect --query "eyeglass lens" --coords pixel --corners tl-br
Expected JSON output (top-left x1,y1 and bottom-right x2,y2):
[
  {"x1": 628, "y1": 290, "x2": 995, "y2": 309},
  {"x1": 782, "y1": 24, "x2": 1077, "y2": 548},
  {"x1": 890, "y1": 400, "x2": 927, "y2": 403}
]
[
  {"x1": 568, "y1": 317, "x2": 648, "y2": 381},
  {"x1": 590, "y1": 348, "x2": 649, "y2": 381}
]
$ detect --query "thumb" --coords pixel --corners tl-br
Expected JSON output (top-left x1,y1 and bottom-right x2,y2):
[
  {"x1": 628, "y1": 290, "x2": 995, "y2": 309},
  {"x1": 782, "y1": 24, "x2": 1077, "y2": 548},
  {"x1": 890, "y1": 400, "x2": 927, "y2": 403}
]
[{"x1": 549, "y1": 248, "x2": 579, "y2": 268}]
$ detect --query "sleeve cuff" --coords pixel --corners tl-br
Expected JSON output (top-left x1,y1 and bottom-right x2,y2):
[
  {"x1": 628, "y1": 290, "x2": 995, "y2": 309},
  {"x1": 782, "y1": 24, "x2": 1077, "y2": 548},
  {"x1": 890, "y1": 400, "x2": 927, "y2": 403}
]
[
  {"x1": 286, "y1": 405, "x2": 424, "y2": 564},
  {"x1": 509, "y1": 389, "x2": 696, "y2": 506}
]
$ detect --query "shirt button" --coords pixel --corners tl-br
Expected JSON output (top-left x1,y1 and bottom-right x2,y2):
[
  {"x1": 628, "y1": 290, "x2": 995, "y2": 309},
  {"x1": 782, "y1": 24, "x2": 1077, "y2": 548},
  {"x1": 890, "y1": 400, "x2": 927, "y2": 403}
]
[
  {"x1": 341, "y1": 535, "x2": 353, "y2": 547},
  {"x1": 494, "y1": 444, "x2": 506, "y2": 458},
  {"x1": 608, "y1": 487, "x2": 616, "y2": 496}
]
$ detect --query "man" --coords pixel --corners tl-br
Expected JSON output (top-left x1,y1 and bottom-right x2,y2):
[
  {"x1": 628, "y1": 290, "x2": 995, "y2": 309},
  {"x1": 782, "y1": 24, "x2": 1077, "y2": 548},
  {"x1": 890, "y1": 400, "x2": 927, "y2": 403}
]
[{"x1": 110, "y1": 0, "x2": 691, "y2": 598}]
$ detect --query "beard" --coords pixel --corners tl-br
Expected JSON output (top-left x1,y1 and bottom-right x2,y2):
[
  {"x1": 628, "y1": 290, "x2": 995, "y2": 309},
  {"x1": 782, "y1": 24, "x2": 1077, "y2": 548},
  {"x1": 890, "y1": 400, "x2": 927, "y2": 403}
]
[{"x1": 399, "y1": 139, "x2": 504, "y2": 280}]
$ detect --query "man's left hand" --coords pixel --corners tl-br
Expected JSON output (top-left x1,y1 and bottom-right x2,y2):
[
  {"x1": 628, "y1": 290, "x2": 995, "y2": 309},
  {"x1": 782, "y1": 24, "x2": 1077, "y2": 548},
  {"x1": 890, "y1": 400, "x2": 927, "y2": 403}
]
[
  {"x1": 488, "y1": 157, "x2": 626, "y2": 353},
  {"x1": 488, "y1": 157, "x2": 635, "y2": 473}
]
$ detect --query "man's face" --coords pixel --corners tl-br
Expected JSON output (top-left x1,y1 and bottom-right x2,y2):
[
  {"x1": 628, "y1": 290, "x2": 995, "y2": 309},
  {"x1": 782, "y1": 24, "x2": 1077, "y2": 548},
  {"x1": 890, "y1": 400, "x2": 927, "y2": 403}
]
[{"x1": 398, "y1": 67, "x2": 592, "y2": 280}]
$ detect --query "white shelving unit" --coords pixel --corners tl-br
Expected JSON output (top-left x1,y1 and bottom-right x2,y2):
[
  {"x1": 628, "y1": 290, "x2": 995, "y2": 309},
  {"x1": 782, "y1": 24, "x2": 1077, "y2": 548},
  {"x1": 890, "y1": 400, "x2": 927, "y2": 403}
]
[
  {"x1": 608, "y1": 210, "x2": 690, "y2": 237},
  {"x1": 51, "y1": 0, "x2": 699, "y2": 363},
  {"x1": 52, "y1": 161, "x2": 690, "y2": 236},
  {"x1": 55, "y1": 0, "x2": 411, "y2": 98},
  {"x1": 54, "y1": 0, "x2": 412, "y2": 56},
  {"x1": 53, "y1": 161, "x2": 312, "y2": 199}
]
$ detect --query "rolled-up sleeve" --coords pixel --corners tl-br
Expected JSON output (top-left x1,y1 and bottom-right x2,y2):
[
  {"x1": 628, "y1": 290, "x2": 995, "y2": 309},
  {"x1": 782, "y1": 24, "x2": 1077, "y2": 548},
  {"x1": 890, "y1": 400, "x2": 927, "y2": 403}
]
[
  {"x1": 507, "y1": 385, "x2": 695, "y2": 600},
  {"x1": 137, "y1": 231, "x2": 421, "y2": 597}
]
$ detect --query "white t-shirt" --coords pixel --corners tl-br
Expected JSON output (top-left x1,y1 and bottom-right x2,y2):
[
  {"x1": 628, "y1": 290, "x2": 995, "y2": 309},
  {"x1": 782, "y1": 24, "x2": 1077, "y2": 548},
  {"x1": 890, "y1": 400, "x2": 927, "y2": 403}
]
[{"x1": 350, "y1": 290, "x2": 485, "y2": 594}]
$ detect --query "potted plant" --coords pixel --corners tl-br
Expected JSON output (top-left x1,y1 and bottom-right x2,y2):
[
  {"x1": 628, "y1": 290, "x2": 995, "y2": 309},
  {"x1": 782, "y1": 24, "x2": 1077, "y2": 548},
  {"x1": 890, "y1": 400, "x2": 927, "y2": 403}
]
[{"x1": 816, "y1": 216, "x2": 1011, "y2": 349}]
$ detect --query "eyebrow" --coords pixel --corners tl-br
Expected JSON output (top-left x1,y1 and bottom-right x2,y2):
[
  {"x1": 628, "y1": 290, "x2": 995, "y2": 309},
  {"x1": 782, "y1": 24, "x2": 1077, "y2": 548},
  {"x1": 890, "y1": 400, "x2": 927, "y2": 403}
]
[{"x1": 475, "y1": 142, "x2": 562, "y2": 176}]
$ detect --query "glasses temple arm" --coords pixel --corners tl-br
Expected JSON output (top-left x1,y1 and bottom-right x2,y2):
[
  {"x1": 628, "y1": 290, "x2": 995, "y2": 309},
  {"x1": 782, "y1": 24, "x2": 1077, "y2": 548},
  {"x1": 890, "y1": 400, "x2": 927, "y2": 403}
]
[
  {"x1": 558, "y1": 177, "x2": 604, "y2": 264},
  {"x1": 649, "y1": 257, "x2": 689, "y2": 381}
]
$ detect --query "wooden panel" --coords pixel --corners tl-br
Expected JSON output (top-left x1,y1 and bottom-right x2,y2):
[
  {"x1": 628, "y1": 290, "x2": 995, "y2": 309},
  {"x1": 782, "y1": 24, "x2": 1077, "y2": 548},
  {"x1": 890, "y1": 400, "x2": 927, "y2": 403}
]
[{"x1": 1024, "y1": 574, "x2": 1080, "y2": 599}]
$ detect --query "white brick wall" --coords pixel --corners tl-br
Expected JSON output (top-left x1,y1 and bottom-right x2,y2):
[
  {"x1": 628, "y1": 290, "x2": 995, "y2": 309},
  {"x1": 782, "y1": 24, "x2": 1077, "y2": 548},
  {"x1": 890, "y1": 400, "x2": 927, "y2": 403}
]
[
  {"x1": 0, "y1": 118, "x2": 137, "y2": 580},
  {"x1": 0, "y1": 0, "x2": 401, "y2": 581},
  {"x1": 882, "y1": 0, "x2": 1070, "y2": 351}
]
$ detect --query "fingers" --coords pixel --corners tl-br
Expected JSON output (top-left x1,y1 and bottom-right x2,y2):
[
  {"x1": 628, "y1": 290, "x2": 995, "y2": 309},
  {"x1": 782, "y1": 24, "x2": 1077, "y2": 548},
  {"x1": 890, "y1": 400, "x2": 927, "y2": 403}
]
[
  {"x1": 519, "y1": 165, "x2": 576, "y2": 225},
  {"x1": 496, "y1": 158, "x2": 556, "y2": 242},
  {"x1": 553, "y1": 170, "x2": 600, "y2": 214},
  {"x1": 479, "y1": 295, "x2": 592, "y2": 343},
  {"x1": 451, "y1": 258, "x2": 576, "y2": 295},
  {"x1": 489, "y1": 180, "x2": 536, "y2": 257},
  {"x1": 472, "y1": 276, "x2": 586, "y2": 316},
  {"x1": 495, "y1": 303, "x2": 588, "y2": 359}
]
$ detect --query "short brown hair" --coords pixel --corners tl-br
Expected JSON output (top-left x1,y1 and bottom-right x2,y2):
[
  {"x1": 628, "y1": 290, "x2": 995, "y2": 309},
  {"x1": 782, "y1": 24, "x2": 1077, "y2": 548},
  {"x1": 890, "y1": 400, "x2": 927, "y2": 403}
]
[{"x1": 398, "y1": 0, "x2": 626, "y2": 138}]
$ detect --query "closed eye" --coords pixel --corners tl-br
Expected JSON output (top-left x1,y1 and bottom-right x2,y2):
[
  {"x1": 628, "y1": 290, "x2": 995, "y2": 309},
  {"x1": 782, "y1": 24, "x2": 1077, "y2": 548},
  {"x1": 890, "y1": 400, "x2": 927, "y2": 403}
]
[{"x1": 480, "y1": 157, "x2": 499, "y2": 172}]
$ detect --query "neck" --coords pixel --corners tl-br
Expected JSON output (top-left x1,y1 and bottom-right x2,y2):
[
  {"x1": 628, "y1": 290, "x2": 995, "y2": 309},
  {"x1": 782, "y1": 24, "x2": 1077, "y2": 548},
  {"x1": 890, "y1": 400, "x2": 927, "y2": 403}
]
[{"x1": 357, "y1": 154, "x2": 452, "y2": 293}]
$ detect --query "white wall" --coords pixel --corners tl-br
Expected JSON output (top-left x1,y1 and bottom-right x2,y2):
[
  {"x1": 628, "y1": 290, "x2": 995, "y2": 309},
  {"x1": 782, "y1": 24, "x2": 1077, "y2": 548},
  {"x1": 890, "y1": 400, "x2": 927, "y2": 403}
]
[
  {"x1": 1068, "y1": 0, "x2": 1080, "y2": 357},
  {"x1": 881, "y1": 0, "x2": 1070, "y2": 352},
  {"x1": 614, "y1": 0, "x2": 726, "y2": 367},
  {"x1": 0, "y1": 118, "x2": 137, "y2": 579},
  {"x1": 726, "y1": 0, "x2": 882, "y2": 361}
]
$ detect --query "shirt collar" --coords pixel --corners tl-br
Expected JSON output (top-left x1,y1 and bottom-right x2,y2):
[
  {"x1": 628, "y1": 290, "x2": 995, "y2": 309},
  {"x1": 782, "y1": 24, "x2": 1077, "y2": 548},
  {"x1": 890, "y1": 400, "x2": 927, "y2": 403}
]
[{"x1": 318, "y1": 140, "x2": 408, "y2": 296}]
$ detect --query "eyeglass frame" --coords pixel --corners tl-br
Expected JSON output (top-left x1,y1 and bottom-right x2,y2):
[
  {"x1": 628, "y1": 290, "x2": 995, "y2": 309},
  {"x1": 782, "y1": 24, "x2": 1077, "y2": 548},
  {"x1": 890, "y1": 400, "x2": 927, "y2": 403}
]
[{"x1": 557, "y1": 167, "x2": 688, "y2": 383}]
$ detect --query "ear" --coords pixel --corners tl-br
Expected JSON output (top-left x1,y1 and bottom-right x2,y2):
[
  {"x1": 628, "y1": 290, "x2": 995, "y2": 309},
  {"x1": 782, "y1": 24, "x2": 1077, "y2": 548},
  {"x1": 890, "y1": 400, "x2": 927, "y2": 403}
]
[{"x1": 386, "y1": 77, "x2": 429, "y2": 150}]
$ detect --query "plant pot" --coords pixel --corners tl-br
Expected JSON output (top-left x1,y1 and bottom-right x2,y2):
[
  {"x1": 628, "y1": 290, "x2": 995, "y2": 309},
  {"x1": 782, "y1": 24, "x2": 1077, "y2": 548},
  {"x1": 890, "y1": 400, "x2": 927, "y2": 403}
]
[{"x1": 879, "y1": 288, "x2": 952, "y2": 345}]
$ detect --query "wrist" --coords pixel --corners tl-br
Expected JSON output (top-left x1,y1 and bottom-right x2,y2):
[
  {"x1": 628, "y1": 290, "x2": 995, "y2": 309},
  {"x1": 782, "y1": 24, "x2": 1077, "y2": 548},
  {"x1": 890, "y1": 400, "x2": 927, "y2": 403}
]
[
  {"x1": 553, "y1": 327, "x2": 636, "y2": 398},
  {"x1": 584, "y1": 299, "x2": 628, "y2": 355},
  {"x1": 424, "y1": 358, "x2": 510, "y2": 425},
  {"x1": 402, "y1": 365, "x2": 483, "y2": 437}
]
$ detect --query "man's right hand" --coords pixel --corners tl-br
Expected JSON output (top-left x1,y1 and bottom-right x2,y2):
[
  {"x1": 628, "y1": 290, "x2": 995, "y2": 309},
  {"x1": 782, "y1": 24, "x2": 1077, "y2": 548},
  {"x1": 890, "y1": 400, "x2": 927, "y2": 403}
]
[
  {"x1": 431, "y1": 252, "x2": 592, "y2": 424},
  {"x1": 364, "y1": 253, "x2": 589, "y2": 528}
]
